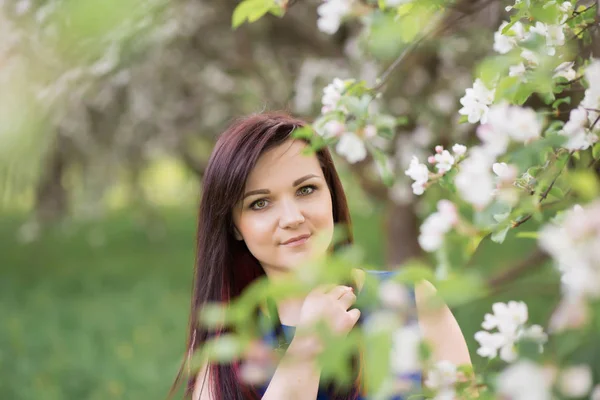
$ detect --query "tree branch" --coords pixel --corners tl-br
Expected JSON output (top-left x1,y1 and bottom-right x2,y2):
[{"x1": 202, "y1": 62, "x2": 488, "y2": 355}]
[{"x1": 487, "y1": 248, "x2": 549, "y2": 291}]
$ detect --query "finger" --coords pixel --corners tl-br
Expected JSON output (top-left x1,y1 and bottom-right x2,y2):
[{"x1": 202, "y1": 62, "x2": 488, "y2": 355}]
[
  {"x1": 335, "y1": 308, "x2": 361, "y2": 333},
  {"x1": 328, "y1": 285, "x2": 353, "y2": 299},
  {"x1": 347, "y1": 308, "x2": 361, "y2": 325},
  {"x1": 338, "y1": 290, "x2": 357, "y2": 310}
]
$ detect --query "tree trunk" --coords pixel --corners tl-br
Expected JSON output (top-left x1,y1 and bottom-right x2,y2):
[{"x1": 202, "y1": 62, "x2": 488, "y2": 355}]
[{"x1": 34, "y1": 134, "x2": 69, "y2": 223}]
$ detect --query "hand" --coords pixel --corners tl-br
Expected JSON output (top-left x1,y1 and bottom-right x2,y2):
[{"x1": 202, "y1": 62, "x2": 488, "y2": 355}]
[{"x1": 289, "y1": 285, "x2": 361, "y2": 359}]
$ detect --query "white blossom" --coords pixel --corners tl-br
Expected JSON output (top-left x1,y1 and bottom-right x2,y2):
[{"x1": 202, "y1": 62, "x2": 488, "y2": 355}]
[
  {"x1": 425, "y1": 361, "x2": 458, "y2": 400},
  {"x1": 539, "y1": 201, "x2": 600, "y2": 300},
  {"x1": 385, "y1": 0, "x2": 413, "y2": 6},
  {"x1": 317, "y1": 0, "x2": 353, "y2": 35},
  {"x1": 475, "y1": 301, "x2": 547, "y2": 363},
  {"x1": 505, "y1": 0, "x2": 522, "y2": 12},
  {"x1": 549, "y1": 297, "x2": 589, "y2": 333},
  {"x1": 321, "y1": 120, "x2": 346, "y2": 138},
  {"x1": 433, "y1": 149, "x2": 455, "y2": 173},
  {"x1": 521, "y1": 49, "x2": 540, "y2": 66},
  {"x1": 560, "y1": 107, "x2": 598, "y2": 150},
  {"x1": 474, "y1": 331, "x2": 506, "y2": 359},
  {"x1": 558, "y1": 365, "x2": 593, "y2": 398},
  {"x1": 390, "y1": 325, "x2": 421, "y2": 375},
  {"x1": 553, "y1": 61, "x2": 577, "y2": 81},
  {"x1": 492, "y1": 162, "x2": 518, "y2": 184},
  {"x1": 15, "y1": 0, "x2": 32, "y2": 16},
  {"x1": 455, "y1": 147, "x2": 495, "y2": 208},
  {"x1": 497, "y1": 361, "x2": 552, "y2": 400},
  {"x1": 379, "y1": 280, "x2": 410, "y2": 310},
  {"x1": 452, "y1": 144, "x2": 467, "y2": 156},
  {"x1": 509, "y1": 63, "x2": 527, "y2": 78},
  {"x1": 364, "y1": 124, "x2": 377, "y2": 139},
  {"x1": 476, "y1": 103, "x2": 542, "y2": 157},
  {"x1": 418, "y1": 200, "x2": 457, "y2": 252},
  {"x1": 458, "y1": 79, "x2": 495, "y2": 124},
  {"x1": 493, "y1": 21, "x2": 526, "y2": 54},
  {"x1": 581, "y1": 59, "x2": 600, "y2": 131},
  {"x1": 336, "y1": 132, "x2": 366, "y2": 163},
  {"x1": 321, "y1": 78, "x2": 348, "y2": 112},
  {"x1": 529, "y1": 22, "x2": 565, "y2": 56},
  {"x1": 477, "y1": 123, "x2": 509, "y2": 157},
  {"x1": 405, "y1": 156, "x2": 429, "y2": 195},
  {"x1": 559, "y1": 1, "x2": 573, "y2": 23},
  {"x1": 591, "y1": 384, "x2": 600, "y2": 400}
]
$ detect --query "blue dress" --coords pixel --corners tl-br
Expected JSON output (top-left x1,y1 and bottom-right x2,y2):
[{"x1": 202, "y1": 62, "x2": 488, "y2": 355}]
[{"x1": 257, "y1": 270, "x2": 422, "y2": 399}]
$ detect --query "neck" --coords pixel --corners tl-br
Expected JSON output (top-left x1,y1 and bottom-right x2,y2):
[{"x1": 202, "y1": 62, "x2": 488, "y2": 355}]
[{"x1": 262, "y1": 265, "x2": 305, "y2": 327}]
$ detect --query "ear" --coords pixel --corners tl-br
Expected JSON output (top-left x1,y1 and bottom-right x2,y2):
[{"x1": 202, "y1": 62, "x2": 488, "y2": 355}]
[{"x1": 233, "y1": 226, "x2": 243, "y2": 241}]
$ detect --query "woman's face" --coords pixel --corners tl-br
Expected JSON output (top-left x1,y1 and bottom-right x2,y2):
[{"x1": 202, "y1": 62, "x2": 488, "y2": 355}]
[{"x1": 232, "y1": 139, "x2": 334, "y2": 277}]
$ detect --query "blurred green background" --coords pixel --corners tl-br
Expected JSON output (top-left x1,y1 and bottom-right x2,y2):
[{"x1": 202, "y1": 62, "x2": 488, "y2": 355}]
[
  {"x1": 0, "y1": 0, "x2": 572, "y2": 398},
  {"x1": 0, "y1": 182, "x2": 561, "y2": 400}
]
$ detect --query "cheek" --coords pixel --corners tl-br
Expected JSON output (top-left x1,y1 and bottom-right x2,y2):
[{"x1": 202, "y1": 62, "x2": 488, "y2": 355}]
[
  {"x1": 308, "y1": 191, "x2": 335, "y2": 235},
  {"x1": 237, "y1": 213, "x2": 274, "y2": 246}
]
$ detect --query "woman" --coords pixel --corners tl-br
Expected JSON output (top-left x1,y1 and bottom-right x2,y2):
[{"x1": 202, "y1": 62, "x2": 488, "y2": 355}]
[{"x1": 171, "y1": 112, "x2": 471, "y2": 400}]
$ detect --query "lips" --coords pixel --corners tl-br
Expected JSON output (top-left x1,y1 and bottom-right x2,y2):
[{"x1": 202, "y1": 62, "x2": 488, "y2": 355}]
[{"x1": 281, "y1": 234, "x2": 311, "y2": 246}]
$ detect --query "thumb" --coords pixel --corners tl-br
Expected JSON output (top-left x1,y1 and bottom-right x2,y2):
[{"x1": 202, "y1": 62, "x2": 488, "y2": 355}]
[{"x1": 347, "y1": 308, "x2": 361, "y2": 325}]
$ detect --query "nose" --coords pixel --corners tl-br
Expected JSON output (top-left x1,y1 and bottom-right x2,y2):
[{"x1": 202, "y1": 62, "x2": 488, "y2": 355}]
[{"x1": 278, "y1": 198, "x2": 305, "y2": 229}]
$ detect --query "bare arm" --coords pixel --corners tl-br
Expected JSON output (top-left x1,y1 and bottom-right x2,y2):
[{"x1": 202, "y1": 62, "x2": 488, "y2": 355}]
[
  {"x1": 192, "y1": 339, "x2": 321, "y2": 400},
  {"x1": 415, "y1": 280, "x2": 472, "y2": 367},
  {"x1": 260, "y1": 336, "x2": 322, "y2": 400}
]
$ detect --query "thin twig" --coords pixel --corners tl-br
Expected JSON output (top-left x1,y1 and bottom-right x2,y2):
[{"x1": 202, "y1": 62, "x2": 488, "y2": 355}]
[
  {"x1": 487, "y1": 249, "x2": 549, "y2": 290},
  {"x1": 563, "y1": 2, "x2": 597, "y2": 24},
  {"x1": 373, "y1": 0, "x2": 496, "y2": 91},
  {"x1": 511, "y1": 152, "x2": 573, "y2": 228}
]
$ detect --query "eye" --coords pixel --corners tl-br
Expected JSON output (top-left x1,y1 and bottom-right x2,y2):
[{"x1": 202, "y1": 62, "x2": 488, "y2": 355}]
[
  {"x1": 249, "y1": 199, "x2": 269, "y2": 210},
  {"x1": 297, "y1": 185, "x2": 317, "y2": 196}
]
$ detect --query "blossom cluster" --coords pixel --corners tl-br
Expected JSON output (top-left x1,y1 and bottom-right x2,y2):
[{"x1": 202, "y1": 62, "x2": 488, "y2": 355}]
[
  {"x1": 418, "y1": 200, "x2": 458, "y2": 252},
  {"x1": 455, "y1": 103, "x2": 541, "y2": 208},
  {"x1": 405, "y1": 144, "x2": 466, "y2": 196},
  {"x1": 316, "y1": 0, "x2": 353, "y2": 35},
  {"x1": 474, "y1": 301, "x2": 547, "y2": 363},
  {"x1": 561, "y1": 59, "x2": 600, "y2": 150},
  {"x1": 493, "y1": 2, "x2": 572, "y2": 77},
  {"x1": 316, "y1": 77, "x2": 398, "y2": 164},
  {"x1": 317, "y1": 78, "x2": 368, "y2": 163},
  {"x1": 539, "y1": 201, "x2": 600, "y2": 301},
  {"x1": 424, "y1": 361, "x2": 458, "y2": 400}
]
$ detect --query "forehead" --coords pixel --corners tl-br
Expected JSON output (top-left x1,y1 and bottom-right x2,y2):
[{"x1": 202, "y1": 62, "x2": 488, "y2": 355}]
[{"x1": 245, "y1": 140, "x2": 324, "y2": 189}]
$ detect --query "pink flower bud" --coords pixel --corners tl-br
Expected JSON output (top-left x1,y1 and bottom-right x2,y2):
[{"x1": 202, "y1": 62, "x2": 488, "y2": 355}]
[
  {"x1": 428, "y1": 156, "x2": 437, "y2": 164},
  {"x1": 364, "y1": 125, "x2": 377, "y2": 139},
  {"x1": 435, "y1": 145, "x2": 443, "y2": 154}
]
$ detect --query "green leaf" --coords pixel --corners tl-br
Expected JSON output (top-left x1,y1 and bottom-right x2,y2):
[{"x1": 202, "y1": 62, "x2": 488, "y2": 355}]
[
  {"x1": 593, "y1": 143, "x2": 600, "y2": 160},
  {"x1": 516, "y1": 231, "x2": 539, "y2": 239},
  {"x1": 547, "y1": 185, "x2": 564, "y2": 200},
  {"x1": 202, "y1": 334, "x2": 244, "y2": 362},
  {"x1": 501, "y1": 20, "x2": 517, "y2": 34},
  {"x1": 552, "y1": 96, "x2": 571, "y2": 109},
  {"x1": 491, "y1": 226, "x2": 510, "y2": 244},
  {"x1": 569, "y1": 170, "x2": 600, "y2": 201},
  {"x1": 232, "y1": 0, "x2": 273, "y2": 28}
]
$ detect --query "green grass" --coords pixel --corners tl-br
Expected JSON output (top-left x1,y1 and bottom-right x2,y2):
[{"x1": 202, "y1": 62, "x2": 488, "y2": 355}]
[
  {"x1": 0, "y1": 206, "x2": 389, "y2": 400},
  {"x1": 0, "y1": 210, "x2": 195, "y2": 399}
]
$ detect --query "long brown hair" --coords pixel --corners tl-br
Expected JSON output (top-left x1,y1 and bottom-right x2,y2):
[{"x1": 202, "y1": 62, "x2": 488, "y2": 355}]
[{"x1": 170, "y1": 112, "x2": 358, "y2": 399}]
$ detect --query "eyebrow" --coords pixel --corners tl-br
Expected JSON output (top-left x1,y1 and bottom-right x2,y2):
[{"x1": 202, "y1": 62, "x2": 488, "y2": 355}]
[{"x1": 242, "y1": 174, "x2": 320, "y2": 200}]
